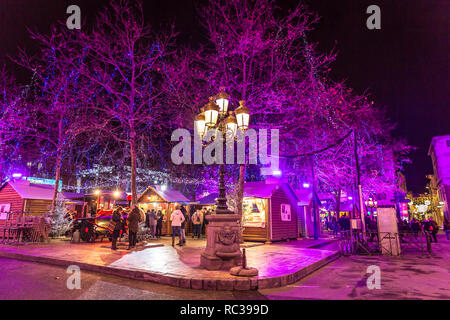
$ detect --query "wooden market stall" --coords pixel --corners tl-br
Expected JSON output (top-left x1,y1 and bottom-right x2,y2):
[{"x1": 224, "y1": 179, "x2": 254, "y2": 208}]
[
  {"x1": 242, "y1": 180, "x2": 299, "y2": 243},
  {"x1": 0, "y1": 179, "x2": 83, "y2": 218},
  {"x1": 0, "y1": 179, "x2": 84, "y2": 243},
  {"x1": 295, "y1": 188, "x2": 322, "y2": 238},
  {"x1": 137, "y1": 185, "x2": 191, "y2": 235}
]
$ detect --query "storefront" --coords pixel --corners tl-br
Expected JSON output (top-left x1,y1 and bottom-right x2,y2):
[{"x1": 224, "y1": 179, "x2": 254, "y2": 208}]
[
  {"x1": 137, "y1": 185, "x2": 190, "y2": 235},
  {"x1": 242, "y1": 181, "x2": 299, "y2": 243},
  {"x1": 0, "y1": 179, "x2": 83, "y2": 218}
]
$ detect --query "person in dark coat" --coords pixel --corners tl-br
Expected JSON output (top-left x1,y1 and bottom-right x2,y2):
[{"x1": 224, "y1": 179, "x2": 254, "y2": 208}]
[
  {"x1": 444, "y1": 215, "x2": 450, "y2": 241},
  {"x1": 127, "y1": 206, "x2": 142, "y2": 249},
  {"x1": 429, "y1": 217, "x2": 439, "y2": 243},
  {"x1": 145, "y1": 210, "x2": 151, "y2": 228},
  {"x1": 338, "y1": 214, "x2": 348, "y2": 231},
  {"x1": 111, "y1": 207, "x2": 124, "y2": 250},
  {"x1": 200, "y1": 208, "x2": 206, "y2": 236},
  {"x1": 330, "y1": 214, "x2": 338, "y2": 236},
  {"x1": 156, "y1": 210, "x2": 164, "y2": 238},
  {"x1": 149, "y1": 209, "x2": 157, "y2": 239},
  {"x1": 180, "y1": 205, "x2": 189, "y2": 245},
  {"x1": 204, "y1": 208, "x2": 212, "y2": 236},
  {"x1": 410, "y1": 218, "x2": 421, "y2": 238}
]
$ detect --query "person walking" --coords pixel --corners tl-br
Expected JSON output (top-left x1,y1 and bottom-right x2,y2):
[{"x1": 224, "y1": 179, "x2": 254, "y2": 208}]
[
  {"x1": 127, "y1": 206, "x2": 142, "y2": 250},
  {"x1": 145, "y1": 210, "x2": 151, "y2": 229},
  {"x1": 180, "y1": 205, "x2": 189, "y2": 245},
  {"x1": 443, "y1": 215, "x2": 450, "y2": 240},
  {"x1": 156, "y1": 210, "x2": 164, "y2": 238},
  {"x1": 411, "y1": 218, "x2": 420, "y2": 238},
  {"x1": 200, "y1": 208, "x2": 206, "y2": 237},
  {"x1": 149, "y1": 209, "x2": 157, "y2": 239},
  {"x1": 204, "y1": 209, "x2": 211, "y2": 236},
  {"x1": 191, "y1": 208, "x2": 202, "y2": 239},
  {"x1": 111, "y1": 207, "x2": 124, "y2": 250},
  {"x1": 429, "y1": 217, "x2": 439, "y2": 243},
  {"x1": 170, "y1": 206, "x2": 185, "y2": 247},
  {"x1": 338, "y1": 214, "x2": 346, "y2": 232},
  {"x1": 331, "y1": 214, "x2": 338, "y2": 236}
]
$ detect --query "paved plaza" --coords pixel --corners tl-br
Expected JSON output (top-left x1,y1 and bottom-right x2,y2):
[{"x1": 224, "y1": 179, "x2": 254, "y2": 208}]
[
  {"x1": 0, "y1": 234, "x2": 448, "y2": 300},
  {"x1": 0, "y1": 237, "x2": 339, "y2": 291}
]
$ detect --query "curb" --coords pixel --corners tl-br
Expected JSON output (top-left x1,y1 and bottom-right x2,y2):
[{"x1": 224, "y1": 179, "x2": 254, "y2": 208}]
[
  {"x1": 307, "y1": 238, "x2": 339, "y2": 249},
  {"x1": 0, "y1": 249, "x2": 340, "y2": 291}
]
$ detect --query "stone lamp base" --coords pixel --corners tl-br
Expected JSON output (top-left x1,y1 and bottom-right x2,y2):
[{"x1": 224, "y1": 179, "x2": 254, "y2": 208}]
[{"x1": 200, "y1": 214, "x2": 243, "y2": 270}]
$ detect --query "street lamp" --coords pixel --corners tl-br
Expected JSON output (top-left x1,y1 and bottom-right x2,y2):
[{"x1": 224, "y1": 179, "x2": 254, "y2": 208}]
[
  {"x1": 224, "y1": 112, "x2": 238, "y2": 139},
  {"x1": 216, "y1": 87, "x2": 230, "y2": 115},
  {"x1": 235, "y1": 100, "x2": 250, "y2": 131},
  {"x1": 194, "y1": 110, "x2": 206, "y2": 137},
  {"x1": 365, "y1": 198, "x2": 378, "y2": 216},
  {"x1": 196, "y1": 90, "x2": 250, "y2": 215},
  {"x1": 196, "y1": 88, "x2": 251, "y2": 271},
  {"x1": 204, "y1": 97, "x2": 220, "y2": 127}
]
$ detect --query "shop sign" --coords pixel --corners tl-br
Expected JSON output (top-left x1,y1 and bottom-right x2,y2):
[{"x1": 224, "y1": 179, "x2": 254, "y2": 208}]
[
  {"x1": 281, "y1": 204, "x2": 291, "y2": 221},
  {"x1": 0, "y1": 203, "x2": 10, "y2": 220}
]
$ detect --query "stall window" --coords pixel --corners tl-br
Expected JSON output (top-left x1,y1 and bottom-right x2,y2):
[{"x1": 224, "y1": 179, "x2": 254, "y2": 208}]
[{"x1": 242, "y1": 198, "x2": 266, "y2": 228}]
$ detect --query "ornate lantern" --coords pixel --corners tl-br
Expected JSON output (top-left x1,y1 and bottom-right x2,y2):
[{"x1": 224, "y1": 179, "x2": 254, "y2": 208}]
[
  {"x1": 204, "y1": 97, "x2": 220, "y2": 127},
  {"x1": 235, "y1": 100, "x2": 250, "y2": 130}
]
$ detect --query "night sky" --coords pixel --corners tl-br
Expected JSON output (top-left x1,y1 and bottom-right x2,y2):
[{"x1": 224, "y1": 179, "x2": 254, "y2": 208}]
[{"x1": 0, "y1": 0, "x2": 448, "y2": 193}]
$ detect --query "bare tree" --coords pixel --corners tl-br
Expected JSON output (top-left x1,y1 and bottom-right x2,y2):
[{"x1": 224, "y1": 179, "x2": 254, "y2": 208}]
[
  {"x1": 14, "y1": 25, "x2": 91, "y2": 212},
  {"x1": 77, "y1": 0, "x2": 177, "y2": 205},
  {"x1": 0, "y1": 67, "x2": 26, "y2": 182}
]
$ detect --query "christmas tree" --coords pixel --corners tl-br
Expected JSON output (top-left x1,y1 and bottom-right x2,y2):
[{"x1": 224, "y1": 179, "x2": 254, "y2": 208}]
[{"x1": 50, "y1": 193, "x2": 72, "y2": 237}]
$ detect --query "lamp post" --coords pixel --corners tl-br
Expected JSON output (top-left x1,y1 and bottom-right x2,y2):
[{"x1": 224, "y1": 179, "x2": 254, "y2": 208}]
[
  {"x1": 194, "y1": 88, "x2": 249, "y2": 215},
  {"x1": 196, "y1": 87, "x2": 251, "y2": 271}
]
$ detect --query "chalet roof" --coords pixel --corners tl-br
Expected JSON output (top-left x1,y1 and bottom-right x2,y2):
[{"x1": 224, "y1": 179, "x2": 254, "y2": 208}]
[
  {"x1": 3, "y1": 180, "x2": 83, "y2": 201},
  {"x1": 196, "y1": 193, "x2": 219, "y2": 205},
  {"x1": 243, "y1": 181, "x2": 280, "y2": 198},
  {"x1": 295, "y1": 188, "x2": 313, "y2": 206},
  {"x1": 138, "y1": 185, "x2": 190, "y2": 203}
]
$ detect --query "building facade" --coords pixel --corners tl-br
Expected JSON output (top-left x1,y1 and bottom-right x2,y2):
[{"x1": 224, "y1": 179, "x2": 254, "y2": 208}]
[{"x1": 428, "y1": 135, "x2": 450, "y2": 221}]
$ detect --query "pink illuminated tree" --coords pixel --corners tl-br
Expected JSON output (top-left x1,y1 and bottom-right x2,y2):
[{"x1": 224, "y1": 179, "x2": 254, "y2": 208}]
[
  {"x1": 14, "y1": 25, "x2": 91, "y2": 212},
  {"x1": 0, "y1": 67, "x2": 26, "y2": 183},
  {"x1": 178, "y1": 0, "x2": 328, "y2": 214},
  {"x1": 78, "y1": 0, "x2": 177, "y2": 205},
  {"x1": 188, "y1": 0, "x2": 411, "y2": 215}
]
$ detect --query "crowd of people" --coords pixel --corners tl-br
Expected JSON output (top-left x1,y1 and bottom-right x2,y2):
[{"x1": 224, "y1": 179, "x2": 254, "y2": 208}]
[
  {"x1": 169, "y1": 206, "x2": 213, "y2": 247},
  {"x1": 110, "y1": 205, "x2": 214, "y2": 250},
  {"x1": 323, "y1": 212, "x2": 448, "y2": 244}
]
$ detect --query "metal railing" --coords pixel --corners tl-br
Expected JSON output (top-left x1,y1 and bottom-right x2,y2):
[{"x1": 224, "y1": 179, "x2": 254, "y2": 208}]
[{"x1": 339, "y1": 230, "x2": 432, "y2": 256}]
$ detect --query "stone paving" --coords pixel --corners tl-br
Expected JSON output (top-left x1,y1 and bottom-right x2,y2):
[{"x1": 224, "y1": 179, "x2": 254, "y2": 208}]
[
  {"x1": 261, "y1": 234, "x2": 450, "y2": 300},
  {"x1": 0, "y1": 237, "x2": 339, "y2": 291}
]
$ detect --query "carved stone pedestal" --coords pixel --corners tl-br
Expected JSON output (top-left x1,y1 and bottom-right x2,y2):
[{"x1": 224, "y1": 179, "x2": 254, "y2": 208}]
[{"x1": 200, "y1": 214, "x2": 242, "y2": 270}]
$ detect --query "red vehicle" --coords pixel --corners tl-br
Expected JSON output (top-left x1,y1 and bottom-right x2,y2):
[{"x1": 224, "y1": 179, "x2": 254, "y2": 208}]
[{"x1": 73, "y1": 190, "x2": 130, "y2": 242}]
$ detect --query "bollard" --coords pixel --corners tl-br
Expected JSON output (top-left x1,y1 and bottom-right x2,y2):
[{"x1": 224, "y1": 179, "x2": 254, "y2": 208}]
[
  {"x1": 242, "y1": 248, "x2": 247, "y2": 269},
  {"x1": 426, "y1": 232, "x2": 432, "y2": 254}
]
